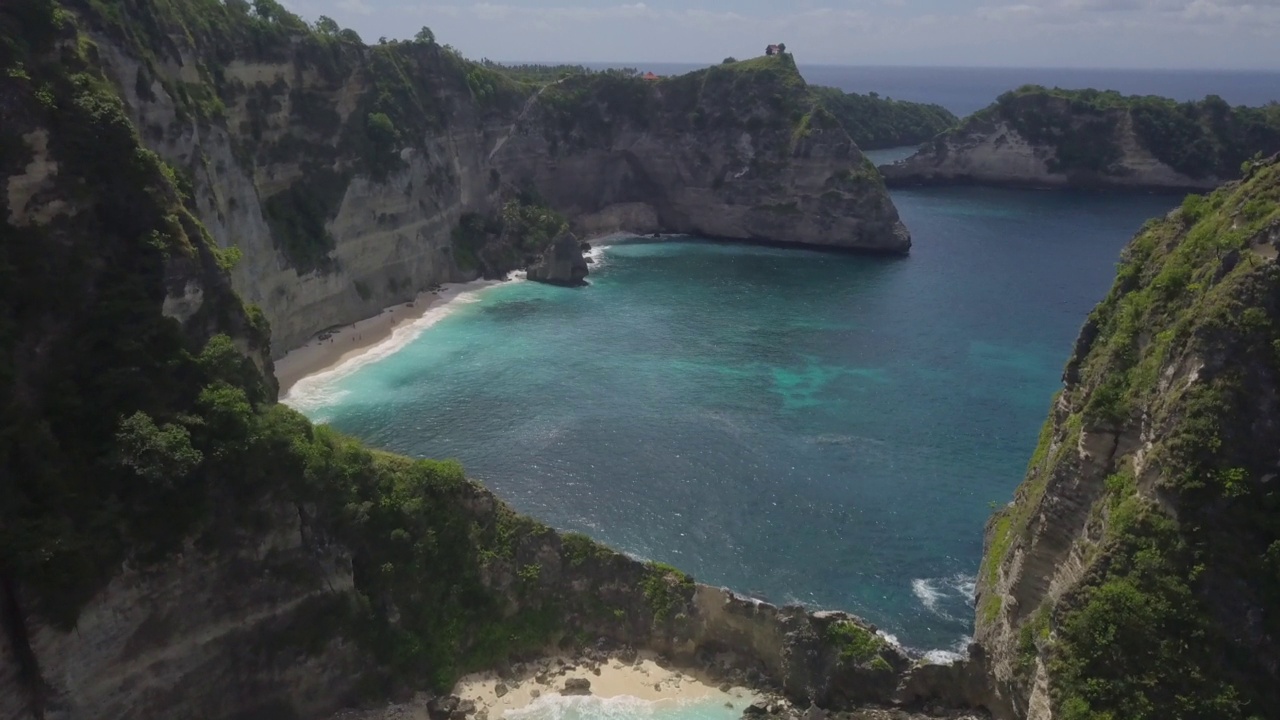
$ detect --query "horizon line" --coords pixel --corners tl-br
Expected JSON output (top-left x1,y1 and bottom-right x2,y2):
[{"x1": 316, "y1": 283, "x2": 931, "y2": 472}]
[{"x1": 487, "y1": 59, "x2": 1280, "y2": 74}]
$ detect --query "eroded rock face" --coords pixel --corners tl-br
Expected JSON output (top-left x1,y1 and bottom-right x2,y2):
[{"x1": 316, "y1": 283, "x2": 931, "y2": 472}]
[
  {"x1": 880, "y1": 120, "x2": 1216, "y2": 191},
  {"x1": 91, "y1": 40, "x2": 908, "y2": 359},
  {"x1": 972, "y1": 159, "x2": 1280, "y2": 719},
  {"x1": 526, "y1": 232, "x2": 589, "y2": 286},
  {"x1": 492, "y1": 63, "x2": 911, "y2": 256},
  {"x1": 1, "y1": 506, "x2": 362, "y2": 720},
  {"x1": 1, "y1": 480, "x2": 987, "y2": 720}
]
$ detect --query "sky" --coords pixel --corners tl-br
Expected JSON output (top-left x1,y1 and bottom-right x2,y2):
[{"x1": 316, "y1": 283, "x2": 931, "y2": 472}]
[{"x1": 279, "y1": 0, "x2": 1280, "y2": 69}]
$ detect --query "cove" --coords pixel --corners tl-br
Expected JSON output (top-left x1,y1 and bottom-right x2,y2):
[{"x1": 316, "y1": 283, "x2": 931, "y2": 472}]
[{"x1": 286, "y1": 187, "x2": 1180, "y2": 654}]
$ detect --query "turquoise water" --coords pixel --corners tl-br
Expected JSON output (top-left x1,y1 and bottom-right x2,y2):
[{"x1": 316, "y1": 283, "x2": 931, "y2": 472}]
[
  {"x1": 505, "y1": 696, "x2": 742, "y2": 720},
  {"x1": 287, "y1": 187, "x2": 1179, "y2": 654}
]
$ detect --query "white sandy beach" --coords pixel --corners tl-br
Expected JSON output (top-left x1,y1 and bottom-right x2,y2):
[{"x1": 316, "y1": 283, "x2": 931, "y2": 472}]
[
  {"x1": 275, "y1": 238, "x2": 628, "y2": 401},
  {"x1": 327, "y1": 652, "x2": 756, "y2": 720},
  {"x1": 275, "y1": 278, "x2": 505, "y2": 399},
  {"x1": 453, "y1": 652, "x2": 755, "y2": 715}
]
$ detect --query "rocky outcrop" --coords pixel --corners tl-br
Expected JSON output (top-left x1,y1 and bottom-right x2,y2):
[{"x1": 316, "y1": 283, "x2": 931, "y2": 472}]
[
  {"x1": 2, "y1": 507, "x2": 362, "y2": 720},
  {"x1": 526, "y1": 231, "x2": 588, "y2": 286},
  {"x1": 492, "y1": 58, "x2": 910, "y2": 257},
  {"x1": 880, "y1": 117, "x2": 1213, "y2": 191},
  {"x1": 972, "y1": 156, "x2": 1280, "y2": 719},
  {"x1": 0, "y1": 474, "x2": 987, "y2": 720},
  {"x1": 881, "y1": 88, "x2": 1280, "y2": 191}
]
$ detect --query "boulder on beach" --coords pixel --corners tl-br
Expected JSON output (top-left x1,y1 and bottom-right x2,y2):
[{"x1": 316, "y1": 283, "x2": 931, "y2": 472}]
[
  {"x1": 561, "y1": 678, "x2": 592, "y2": 696},
  {"x1": 426, "y1": 695, "x2": 460, "y2": 720},
  {"x1": 527, "y1": 231, "x2": 589, "y2": 286}
]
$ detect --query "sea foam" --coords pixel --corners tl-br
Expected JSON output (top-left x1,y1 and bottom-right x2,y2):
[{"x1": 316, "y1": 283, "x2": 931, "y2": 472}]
[
  {"x1": 282, "y1": 279, "x2": 510, "y2": 413},
  {"x1": 911, "y1": 573, "x2": 978, "y2": 623}
]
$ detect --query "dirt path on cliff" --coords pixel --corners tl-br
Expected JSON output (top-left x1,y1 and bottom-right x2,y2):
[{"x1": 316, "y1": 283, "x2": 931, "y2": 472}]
[{"x1": 488, "y1": 78, "x2": 565, "y2": 163}]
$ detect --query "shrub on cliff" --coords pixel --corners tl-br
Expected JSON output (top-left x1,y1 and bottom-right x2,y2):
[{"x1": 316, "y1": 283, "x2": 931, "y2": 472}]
[
  {"x1": 811, "y1": 86, "x2": 957, "y2": 150},
  {"x1": 1, "y1": 2, "x2": 572, "y2": 695},
  {"x1": 981, "y1": 156, "x2": 1280, "y2": 719}
]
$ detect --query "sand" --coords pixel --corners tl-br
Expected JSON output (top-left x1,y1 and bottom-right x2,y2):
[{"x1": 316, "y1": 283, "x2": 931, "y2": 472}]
[
  {"x1": 453, "y1": 651, "x2": 757, "y2": 716},
  {"x1": 326, "y1": 651, "x2": 756, "y2": 720},
  {"x1": 274, "y1": 235, "x2": 641, "y2": 399},
  {"x1": 274, "y1": 279, "x2": 504, "y2": 399}
]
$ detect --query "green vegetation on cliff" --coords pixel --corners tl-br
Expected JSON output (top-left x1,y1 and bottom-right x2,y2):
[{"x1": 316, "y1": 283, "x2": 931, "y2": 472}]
[
  {"x1": 526, "y1": 54, "x2": 950, "y2": 155},
  {"x1": 451, "y1": 195, "x2": 569, "y2": 276},
  {"x1": 983, "y1": 85, "x2": 1280, "y2": 179},
  {"x1": 983, "y1": 155, "x2": 1280, "y2": 719},
  {"x1": 0, "y1": 0, "x2": 629, "y2": 700},
  {"x1": 826, "y1": 620, "x2": 886, "y2": 665},
  {"x1": 1, "y1": 0, "x2": 276, "y2": 626},
  {"x1": 811, "y1": 86, "x2": 957, "y2": 150}
]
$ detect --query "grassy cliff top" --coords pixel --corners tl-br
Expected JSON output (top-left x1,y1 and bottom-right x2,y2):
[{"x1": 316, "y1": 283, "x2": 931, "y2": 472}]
[{"x1": 980, "y1": 153, "x2": 1280, "y2": 719}]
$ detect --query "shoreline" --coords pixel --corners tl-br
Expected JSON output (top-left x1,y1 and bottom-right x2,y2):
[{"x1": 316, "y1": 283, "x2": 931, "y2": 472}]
[
  {"x1": 454, "y1": 650, "x2": 756, "y2": 716},
  {"x1": 274, "y1": 234, "x2": 629, "y2": 401},
  {"x1": 328, "y1": 650, "x2": 759, "y2": 720},
  {"x1": 275, "y1": 278, "x2": 507, "y2": 400}
]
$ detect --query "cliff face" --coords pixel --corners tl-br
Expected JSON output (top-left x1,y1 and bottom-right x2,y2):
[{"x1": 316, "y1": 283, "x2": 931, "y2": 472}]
[
  {"x1": 491, "y1": 57, "x2": 910, "y2": 254},
  {"x1": 973, "y1": 155, "x2": 1280, "y2": 719},
  {"x1": 81, "y1": 4, "x2": 907, "y2": 359},
  {"x1": 2, "y1": 472, "x2": 972, "y2": 720},
  {"x1": 882, "y1": 88, "x2": 1280, "y2": 191},
  {"x1": 0, "y1": 3, "x2": 945, "y2": 718},
  {"x1": 86, "y1": 11, "x2": 524, "y2": 356},
  {"x1": 1, "y1": 507, "x2": 363, "y2": 720}
]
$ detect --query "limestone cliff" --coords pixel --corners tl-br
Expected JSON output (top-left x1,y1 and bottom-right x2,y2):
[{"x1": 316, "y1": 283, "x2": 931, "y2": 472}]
[
  {"x1": 972, "y1": 155, "x2": 1280, "y2": 719},
  {"x1": 490, "y1": 57, "x2": 910, "y2": 255},
  {"x1": 881, "y1": 86, "x2": 1280, "y2": 191},
  {"x1": 74, "y1": 0, "x2": 907, "y2": 359},
  {"x1": 2, "y1": 473, "x2": 971, "y2": 720},
  {"x1": 0, "y1": 3, "x2": 950, "y2": 719}
]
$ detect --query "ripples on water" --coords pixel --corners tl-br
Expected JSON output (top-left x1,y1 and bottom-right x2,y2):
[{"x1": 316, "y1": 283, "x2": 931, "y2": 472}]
[{"x1": 288, "y1": 188, "x2": 1179, "y2": 654}]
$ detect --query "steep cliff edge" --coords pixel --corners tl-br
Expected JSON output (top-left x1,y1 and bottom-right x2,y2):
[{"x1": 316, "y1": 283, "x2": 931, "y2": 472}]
[
  {"x1": 881, "y1": 86, "x2": 1280, "y2": 191},
  {"x1": 488, "y1": 55, "x2": 909, "y2": 254},
  {"x1": 973, "y1": 155, "x2": 1280, "y2": 719},
  {"x1": 0, "y1": 3, "x2": 957, "y2": 718},
  {"x1": 70, "y1": 0, "x2": 907, "y2": 358}
]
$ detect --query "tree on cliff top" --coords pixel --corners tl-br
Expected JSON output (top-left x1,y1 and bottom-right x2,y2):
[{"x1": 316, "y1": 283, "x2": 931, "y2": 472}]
[
  {"x1": 313, "y1": 15, "x2": 339, "y2": 36},
  {"x1": 415, "y1": 26, "x2": 436, "y2": 45}
]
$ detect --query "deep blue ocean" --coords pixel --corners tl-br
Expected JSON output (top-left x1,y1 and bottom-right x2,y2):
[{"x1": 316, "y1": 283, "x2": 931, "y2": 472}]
[{"x1": 286, "y1": 68, "x2": 1251, "y2": 676}]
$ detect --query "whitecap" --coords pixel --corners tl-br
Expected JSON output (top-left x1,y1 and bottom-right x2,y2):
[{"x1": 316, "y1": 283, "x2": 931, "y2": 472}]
[
  {"x1": 951, "y1": 573, "x2": 977, "y2": 602},
  {"x1": 911, "y1": 572, "x2": 978, "y2": 622},
  {"x1": 920, "y1": 634, "x2": 974, "y2": 665},
  {"x1": 922, "y1": 648, "x2": 965, "y2": 665},
  {"x1": 911, "y1": 578, "x2": 944, "y2": 617}
]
